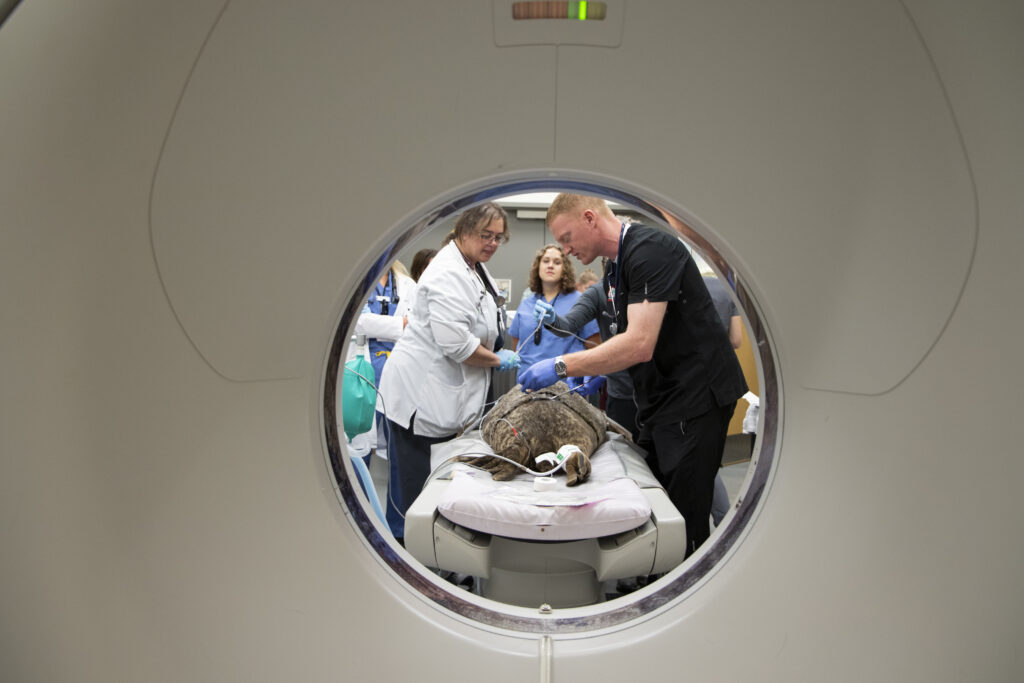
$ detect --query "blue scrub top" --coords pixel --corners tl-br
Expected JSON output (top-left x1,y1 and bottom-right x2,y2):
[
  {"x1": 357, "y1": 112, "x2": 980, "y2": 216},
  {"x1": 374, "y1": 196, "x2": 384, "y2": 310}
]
[
  {"x1": 367, "y1": 272, "x2": 398, "y2": 385},
  {"x1": 508, "y1": 290, "x2": 599, "y2": 383}
]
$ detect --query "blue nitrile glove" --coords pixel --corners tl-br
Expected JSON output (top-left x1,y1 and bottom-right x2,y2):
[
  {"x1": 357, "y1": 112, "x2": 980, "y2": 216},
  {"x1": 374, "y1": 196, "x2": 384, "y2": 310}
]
[
  {"x1": 519, "y1": 358, "x2": 559, "y2": 391},
  {"x1": 533, "y1": 299, "x2": 556, "y2": 325},
  {"x1": 569, "y1": 375, "x2": 606, "y2": 397},
  {"x1": 496, "y1": 349, "x2": 521, "y2": 372}
]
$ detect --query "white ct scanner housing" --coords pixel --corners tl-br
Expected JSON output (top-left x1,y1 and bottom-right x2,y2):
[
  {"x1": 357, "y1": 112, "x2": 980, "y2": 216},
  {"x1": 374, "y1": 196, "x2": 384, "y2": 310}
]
[{"x1": 1, "y1": 1, "x2": 1022, "y2": 682}]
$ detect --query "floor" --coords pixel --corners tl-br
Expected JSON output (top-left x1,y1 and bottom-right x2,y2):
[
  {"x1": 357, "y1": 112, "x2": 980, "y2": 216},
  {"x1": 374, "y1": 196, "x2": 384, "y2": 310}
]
[
  {"x1": 365, "y1": 452, "x2": 389, "y2": 510},
  {"x1": 719, "y1": 452, "x2": 751, "y2": 507}
]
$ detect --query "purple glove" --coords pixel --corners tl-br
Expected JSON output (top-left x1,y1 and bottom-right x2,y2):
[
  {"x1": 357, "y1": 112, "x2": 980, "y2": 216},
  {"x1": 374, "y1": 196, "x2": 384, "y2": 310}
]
[
  {"x1": 519, "y1": 358, "x2": 559, "y2": 392},
  {"x1": 533, "y1": 299, "x2": 555, "y2": 324},
  {"x1": 569, "y1": 375, "x2": 606, "y2": 397}
]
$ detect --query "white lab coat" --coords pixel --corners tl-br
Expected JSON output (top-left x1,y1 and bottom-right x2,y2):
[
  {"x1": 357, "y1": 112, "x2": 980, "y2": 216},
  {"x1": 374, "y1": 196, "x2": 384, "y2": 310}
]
[
  {"x1": 348, "y1": 270, "x2": 417, "y2": 451},
  {"x1": 378, "y1": 241, "x2": 501, "y2": 437},
  {"x1": 353, "y1": 271, "x2": 416, "y2": 342}
]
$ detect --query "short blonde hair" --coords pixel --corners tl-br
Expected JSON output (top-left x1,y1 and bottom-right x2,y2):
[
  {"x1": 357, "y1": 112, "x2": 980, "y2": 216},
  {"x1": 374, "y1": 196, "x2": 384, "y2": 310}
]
[
  {"x1": 545, "y1": 193, "x2": 613, "y2": 226},
  {"x1": 577, "y1": 269, "x2": 599, "y2": 288}
]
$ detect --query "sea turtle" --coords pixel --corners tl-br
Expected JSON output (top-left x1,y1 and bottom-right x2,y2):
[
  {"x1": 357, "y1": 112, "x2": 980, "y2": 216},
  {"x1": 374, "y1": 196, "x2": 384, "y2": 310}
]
[{"x1": 462, "y1": 382, "x2": 630, "y2": 486}]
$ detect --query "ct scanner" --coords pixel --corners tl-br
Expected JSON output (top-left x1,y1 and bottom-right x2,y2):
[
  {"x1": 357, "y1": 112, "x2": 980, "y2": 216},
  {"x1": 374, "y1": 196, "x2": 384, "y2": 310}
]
[{"x1": 1, "y1": 1, "x2": 1021, "y2": 681}]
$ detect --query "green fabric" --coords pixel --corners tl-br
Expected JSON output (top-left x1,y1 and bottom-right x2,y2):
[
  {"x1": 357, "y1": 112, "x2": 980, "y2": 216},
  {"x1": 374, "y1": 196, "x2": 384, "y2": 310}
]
[{"x1": 342, "y1": 355, "x2": 376, "y2": 441}]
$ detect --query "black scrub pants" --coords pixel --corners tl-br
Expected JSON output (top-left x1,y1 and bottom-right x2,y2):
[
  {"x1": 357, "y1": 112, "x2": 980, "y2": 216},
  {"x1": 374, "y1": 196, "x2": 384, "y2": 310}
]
[
  {"x1": 386, "y1": 416, "x2": 455, "y2": 541},
  {"x1": 639, "y1": 401, "x2": 736, "y2": 558},
  {"x1": 605, "y1": 395, "x2": 640, "y2": 442}
]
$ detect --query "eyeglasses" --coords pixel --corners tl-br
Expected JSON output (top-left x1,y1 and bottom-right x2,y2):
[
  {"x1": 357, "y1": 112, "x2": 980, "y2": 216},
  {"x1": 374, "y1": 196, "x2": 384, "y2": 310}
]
[{"x1": 477, "y1": 230, "x2": 507, "y2": 245}]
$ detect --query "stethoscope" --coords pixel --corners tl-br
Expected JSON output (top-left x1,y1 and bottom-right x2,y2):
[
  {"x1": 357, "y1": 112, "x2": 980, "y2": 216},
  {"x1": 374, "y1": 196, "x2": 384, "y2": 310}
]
[
  {"x1": 471, "y1": 263, "x2": 507, "y2": 351},
  {"x1": 603, "y1": 223, "x2": 627, "y2": 336}
]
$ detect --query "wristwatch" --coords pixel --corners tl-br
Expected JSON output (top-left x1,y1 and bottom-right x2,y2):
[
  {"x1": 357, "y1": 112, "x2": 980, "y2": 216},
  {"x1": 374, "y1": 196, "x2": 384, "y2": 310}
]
[{"x1": 554, "y1": 356, "x2": 568, "y2": 379}]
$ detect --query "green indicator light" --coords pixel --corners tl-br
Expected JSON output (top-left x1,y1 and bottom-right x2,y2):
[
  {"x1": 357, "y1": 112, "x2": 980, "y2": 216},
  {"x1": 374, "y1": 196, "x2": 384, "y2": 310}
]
[
  {"x1": 511, "y1": 2, "x2": 606, "y2": 21},
  {"x1": 567, "y1": 2, "x2": 587, "y2": 20}
]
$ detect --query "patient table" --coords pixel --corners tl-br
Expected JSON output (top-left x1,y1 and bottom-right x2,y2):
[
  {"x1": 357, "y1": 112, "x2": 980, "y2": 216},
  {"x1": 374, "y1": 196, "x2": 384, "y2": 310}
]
[{"x1": 405, "y1": 432, "x2": 686, "y2": 608}]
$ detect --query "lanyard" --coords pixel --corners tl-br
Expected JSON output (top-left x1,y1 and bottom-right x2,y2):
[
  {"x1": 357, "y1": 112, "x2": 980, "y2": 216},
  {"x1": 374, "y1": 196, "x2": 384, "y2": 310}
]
[
  {"x1": 474, "y1": 263, "x2": 507, "y2": 351},
  {"x1": 606, "y1": 223, "x2": 626, "y2": 331},
  {"x1": 534, "y1": 292, "x2": 559, "y2": 345},
  {"x1": 378, "y1": 271, "x2": 393, "y2": 299},
  {"x1": 372, "y1": 270, "x2": 396, "y2": 315}
]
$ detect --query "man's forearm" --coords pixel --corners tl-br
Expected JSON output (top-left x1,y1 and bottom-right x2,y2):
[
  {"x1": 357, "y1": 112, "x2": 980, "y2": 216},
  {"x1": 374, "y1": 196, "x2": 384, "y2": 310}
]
[
  {"x1": 561, "y1": 330, "x2": 648, "y2": 376},
  {"x1": 561, "y1": 299, "x2": 665, "y2": 376}
]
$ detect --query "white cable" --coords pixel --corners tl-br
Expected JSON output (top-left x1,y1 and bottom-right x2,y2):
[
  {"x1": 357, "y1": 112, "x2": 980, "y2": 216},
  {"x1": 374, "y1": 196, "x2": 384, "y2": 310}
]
[
  {"x1": 515, "y1": 317, "x2": 545, "y2": 354},
  {"x1": 527, "y1": 376, "x2": 601, "y2": 401},
  {"x1": 343, "y1": 364, "x2": 497, "y2": 520},
  {"x1": 424, "y1": 450, "x2": 571, "y2": 482},
  {"x1": 343, "y1": 349, "x2": 595, "y2": 522},
  {"x1": 341, "y1": 365, "x2": 407, "y2": 520}
]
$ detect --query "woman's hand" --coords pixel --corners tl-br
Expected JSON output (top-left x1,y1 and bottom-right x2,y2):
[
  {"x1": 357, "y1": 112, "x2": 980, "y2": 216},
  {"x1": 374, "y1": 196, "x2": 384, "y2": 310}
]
[
  {"x1": 496, "y1": 349, "x2": 521, "y2": 372},
  {"x1": 534, "y1": 299, "x2": 555, "y2": 324}
]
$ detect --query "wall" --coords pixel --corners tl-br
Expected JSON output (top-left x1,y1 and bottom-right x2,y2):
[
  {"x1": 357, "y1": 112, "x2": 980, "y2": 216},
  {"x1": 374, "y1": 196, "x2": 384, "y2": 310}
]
[{"x1": 393, "y1": 207, "x2": 586, "y2": 303}]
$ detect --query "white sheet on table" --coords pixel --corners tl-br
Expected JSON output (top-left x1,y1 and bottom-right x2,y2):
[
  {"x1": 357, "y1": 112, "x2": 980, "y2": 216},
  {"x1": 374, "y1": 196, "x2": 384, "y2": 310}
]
[{"x1": 436, "y1": 439, "x2": 652, "y2": 541}]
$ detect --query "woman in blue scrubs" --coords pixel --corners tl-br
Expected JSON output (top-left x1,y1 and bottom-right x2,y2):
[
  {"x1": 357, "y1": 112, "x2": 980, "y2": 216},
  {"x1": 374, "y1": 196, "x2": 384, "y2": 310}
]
[{"x1": 507, "y1": 244, "x2": 600, "y2": 384}]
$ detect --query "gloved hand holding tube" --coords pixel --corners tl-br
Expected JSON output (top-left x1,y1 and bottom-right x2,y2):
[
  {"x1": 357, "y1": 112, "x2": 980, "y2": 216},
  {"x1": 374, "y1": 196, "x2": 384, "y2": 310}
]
[
  {"x1": 568, "y1": 375, "x2": 606, "y2": 397},
  {"x1": 533, "y1": 299, "x2": 555, "y2": 325},
  {"x1": 519, "y1": 358, "x2": 558, "y2": 391},
  {"x1": 495, "y1": 349, "x2": 520, "y2": 372}
]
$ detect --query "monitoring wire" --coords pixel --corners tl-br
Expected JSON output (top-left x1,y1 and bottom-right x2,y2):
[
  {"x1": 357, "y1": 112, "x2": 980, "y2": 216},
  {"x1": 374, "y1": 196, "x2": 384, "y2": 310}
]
[
  {"x1": 343, "y1": 365, "x2": 407, "y2": 520},
  {"x1": 423, "y1": 450, "x2": 572, "y2": 483},
  {"x1": 516, "y1": 316, "x2": 599, "y2": 354},
  {"x1": 344, "y1": 365, "x2": 507, "y2": 521},
  {"x1": 343, "y1": 334, "x2": 602, "y2": 522}
]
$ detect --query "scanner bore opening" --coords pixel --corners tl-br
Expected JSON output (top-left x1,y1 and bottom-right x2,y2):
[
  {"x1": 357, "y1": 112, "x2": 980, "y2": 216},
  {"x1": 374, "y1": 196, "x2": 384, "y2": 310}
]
[{"x1": 323, "y1": 179, "x2": 779, "y2": 634}]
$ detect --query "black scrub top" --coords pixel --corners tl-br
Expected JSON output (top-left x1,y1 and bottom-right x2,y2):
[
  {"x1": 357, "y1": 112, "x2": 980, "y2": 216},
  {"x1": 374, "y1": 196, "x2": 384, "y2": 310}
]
[{"x1": 610, "y1": 224, "x2": 747, "y2": 426}]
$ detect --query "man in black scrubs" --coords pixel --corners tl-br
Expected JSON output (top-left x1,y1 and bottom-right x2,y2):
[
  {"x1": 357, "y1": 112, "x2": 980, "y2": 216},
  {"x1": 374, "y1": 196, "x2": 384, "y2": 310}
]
[{"x1": 520, "y1": 193, "x2": 747, "y2": 557}]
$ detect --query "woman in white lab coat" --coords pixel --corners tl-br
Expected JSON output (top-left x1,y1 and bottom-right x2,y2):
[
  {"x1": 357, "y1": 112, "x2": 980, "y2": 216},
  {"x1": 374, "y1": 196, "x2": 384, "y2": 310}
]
[
  {"x1": 349, "y1": 260, "x2": 416, "y2": 451},
  {"x1": 350, "y1": 261, "x2": 417, "y2": 533},
  {"x1": 354, "y1": 262, "x2": 417, "y2": 387},
  {"x1": 378, "y1": 202, "x2": 520, "y2": 541}
]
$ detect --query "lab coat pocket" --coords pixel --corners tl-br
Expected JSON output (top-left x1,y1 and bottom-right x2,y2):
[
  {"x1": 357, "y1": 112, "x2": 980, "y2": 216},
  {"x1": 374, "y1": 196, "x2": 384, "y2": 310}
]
[{"x1": 415, "y1": 363, "x2": 469, "y2": 430}]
